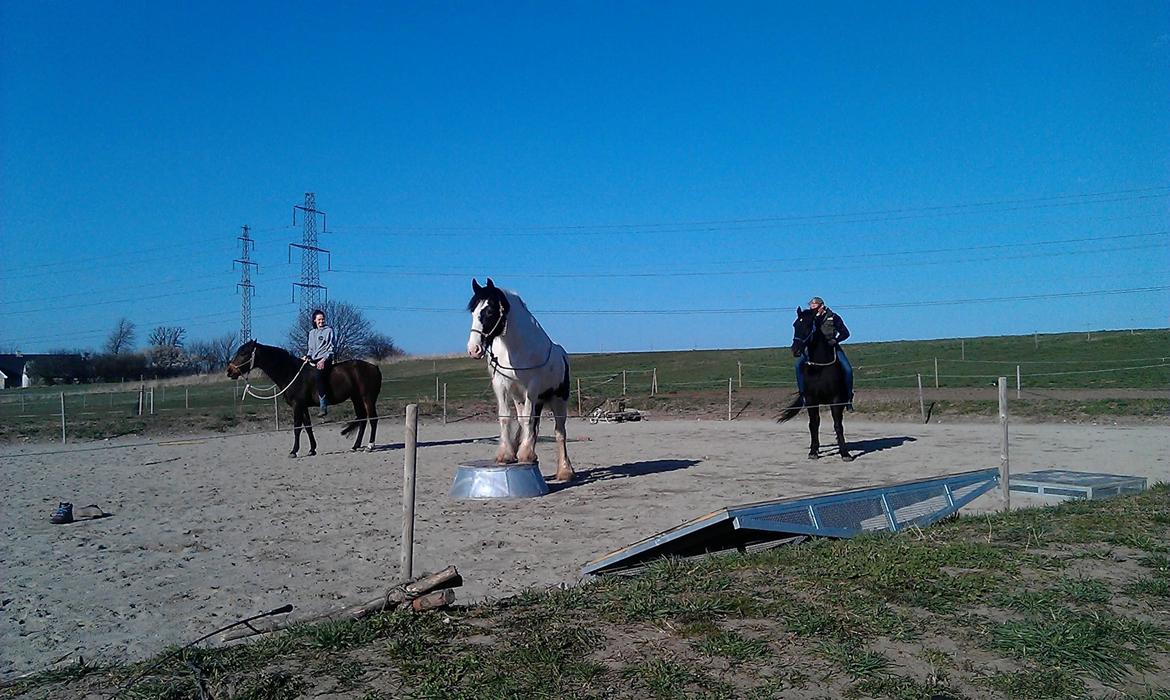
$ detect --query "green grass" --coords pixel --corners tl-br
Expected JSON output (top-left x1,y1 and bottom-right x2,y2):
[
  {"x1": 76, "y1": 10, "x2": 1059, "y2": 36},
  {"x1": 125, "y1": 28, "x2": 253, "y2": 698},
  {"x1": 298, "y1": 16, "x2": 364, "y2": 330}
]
[
  {"x1": 2, "y1": 329, "x2": 1166, "y2": 441},
  {"x1": 5, "y1": 491, "x2": 1170, "y2": 700}
]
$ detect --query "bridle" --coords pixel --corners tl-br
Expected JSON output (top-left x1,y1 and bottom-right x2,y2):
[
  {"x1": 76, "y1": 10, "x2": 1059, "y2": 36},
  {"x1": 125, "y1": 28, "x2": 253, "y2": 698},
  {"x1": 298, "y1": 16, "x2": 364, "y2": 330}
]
[
  {"x1": 470, "y1": 299, "x2": 554, "y2": 374},
  {"x1": 794, "y1": 318, "x2": 838, "y2": 367},
  {"x1": 229, "y1": 344, "x2": 311, "y2": 401},
  {"x1": 227, "y1": 345, "x2": 258, "y2": 376}
]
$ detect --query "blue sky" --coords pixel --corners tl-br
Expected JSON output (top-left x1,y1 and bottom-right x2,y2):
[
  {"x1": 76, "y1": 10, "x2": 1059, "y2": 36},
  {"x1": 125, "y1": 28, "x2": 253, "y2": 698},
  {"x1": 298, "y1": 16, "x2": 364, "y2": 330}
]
[{"x1": 2, "y1": 1, "x2": 1168, "y2": 355}]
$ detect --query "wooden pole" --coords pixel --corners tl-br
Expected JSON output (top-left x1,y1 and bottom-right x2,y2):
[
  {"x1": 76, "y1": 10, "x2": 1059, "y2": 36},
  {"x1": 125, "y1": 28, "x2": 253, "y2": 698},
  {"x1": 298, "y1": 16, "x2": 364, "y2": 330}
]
[
  {"x1": 727, "y1": 378, "x2": 732, "y2": 421},
  {"x1": 934, "y1": 358, "x2": 939, "y2": 388},
  {"x1": 442, "y1": 383, "x2": 447, "y2": 425},
  {"x1": 1034, "y1": 332, "x2": 1038, "y2": 349},
  {"x1": 576, "y1": 377, "x2": 582, "y2": 417},
  {"x1": 651, "y1": 368, "x2": 657, "y2": 396},
  {"x1": 998, "y1": 377, "x2": 1010, "y2": 511},
  {"x1": 737, "y1": 361, "x2": 742, "y2": 388},
  {"x1": 185, "y1": 387, "x2": 189, "y2": 410},
  {"x1": 961, "y1": 339, "x2": 965, "y2": 360},
  {"x1": 402, "y1": 404, "x2": 419, "y2": 580},
  {"x1": 916, "y1": 373, "x2": 926, "y2": 423},
  {"x1": 138, "y1": 387, "x2": 143, "y2": 416},
  {"x1": 622, "y1": 370, "x2": 627, "y2": 396},
  {"x1": 60, "y1": 392, "x2": 66, "y2": 444},
  {"x1": 435, "y1": 375, "x2": 440, "y2": 402},
  {"x1": 274, "y1": 395, "x2": 280, "y2": 430},
  {"x1": 1016, "y1": 365, "x2": 1021, "y2": 399},
  {"x1": 150, "y1": 388, "x2": 155, "y2": 415}
]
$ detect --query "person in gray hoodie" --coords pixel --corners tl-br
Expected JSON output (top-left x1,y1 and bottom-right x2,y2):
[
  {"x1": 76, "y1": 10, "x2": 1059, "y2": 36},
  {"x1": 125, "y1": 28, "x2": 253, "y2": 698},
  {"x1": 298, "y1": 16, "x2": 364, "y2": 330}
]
[{"x1": 305, "y1": 309, "x2": 335, "y2": 416}]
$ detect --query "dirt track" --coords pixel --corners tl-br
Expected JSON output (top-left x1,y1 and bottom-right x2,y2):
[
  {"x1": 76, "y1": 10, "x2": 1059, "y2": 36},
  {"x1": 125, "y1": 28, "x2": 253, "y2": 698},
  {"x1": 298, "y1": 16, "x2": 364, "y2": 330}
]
[{"x1": 1, "y1": 416, "x2": 1167, "y2": 679}]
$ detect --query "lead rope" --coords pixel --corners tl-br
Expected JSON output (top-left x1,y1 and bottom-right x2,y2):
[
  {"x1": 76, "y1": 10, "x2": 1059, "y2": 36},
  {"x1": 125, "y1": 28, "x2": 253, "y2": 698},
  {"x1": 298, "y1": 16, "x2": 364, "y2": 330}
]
[{"x1": 242, "y1": 358, "x2": 312, "y2": 401}]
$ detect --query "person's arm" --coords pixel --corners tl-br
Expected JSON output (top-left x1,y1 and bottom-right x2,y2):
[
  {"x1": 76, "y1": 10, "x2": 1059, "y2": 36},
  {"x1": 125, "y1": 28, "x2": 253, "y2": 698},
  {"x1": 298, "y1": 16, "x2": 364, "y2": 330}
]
[
  {"x1": 322, "y1": 328, "x2": 336, "y2": 360},
  {"x1": 834, "y1": 316, "x2": 850, "y2": 343}
]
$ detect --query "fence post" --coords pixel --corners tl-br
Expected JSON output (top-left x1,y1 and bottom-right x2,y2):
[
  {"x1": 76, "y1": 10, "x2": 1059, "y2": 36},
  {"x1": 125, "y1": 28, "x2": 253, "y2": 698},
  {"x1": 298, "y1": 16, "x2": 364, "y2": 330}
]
[
  {"x1": 727, "y1": 378, "x2": 732, "y2": 421},
  {"x1": 998, "y1": 377, "x2": 1010, "y2": 511},
  {"x1": 274, "y1": 395, "x2": 280, "y2": 430},
  {"x1": 1016, "y1": 365, "x2": 1021, "y2": 399},
  {"x1": 442, "y1": 383, "x2": 448, "y2": 425},
  {"x1": 737, "y1": 361, "x2": 742, "y2": 388},
  {"x1": 138, "y1": 387, "x2": 144, "y2": 416},
  {"x1": 402, "y1": 404, "x2": 419, "y2": 581},
  {"x1": 917, "y1": 373, "x2": 926, "y2": 423},
  {"x1": 60, "y1": 392, "x2": 66, "y2": 444},
  {"x1": 622, "y1": 371, "x2": 627, "y2": 396},
  {"x1": 150, "y1": 388, "x2": 155, "y2": 415},
  {"x1": 961, "y1": 339, "x2": 965, "y2": 360},
  {"x1": 435, "y1": 375, "x2": 440, "y2": 402},
  {"x1": 185, "y1": 387, "x2": 189, "y2": 410},
  {"x1": 576, "y1": 377, "x2": 582, "y2": 417},
  {"x1": 934, "y1": 358, "x2": 939, "y2": 388},
  {"x1": 1034, "y1": 332, "x2": 1038, "y2": 349},
  {"x1": 651, "y1": 368, "x2": 658, "y2": 396}
]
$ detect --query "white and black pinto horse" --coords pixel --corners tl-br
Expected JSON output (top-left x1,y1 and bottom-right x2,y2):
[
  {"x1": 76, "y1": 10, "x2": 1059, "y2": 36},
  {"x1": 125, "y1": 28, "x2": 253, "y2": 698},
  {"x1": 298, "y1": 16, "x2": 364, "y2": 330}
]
[{"x1": 466, "y1": 278, "x2": 575, "y2": 482}]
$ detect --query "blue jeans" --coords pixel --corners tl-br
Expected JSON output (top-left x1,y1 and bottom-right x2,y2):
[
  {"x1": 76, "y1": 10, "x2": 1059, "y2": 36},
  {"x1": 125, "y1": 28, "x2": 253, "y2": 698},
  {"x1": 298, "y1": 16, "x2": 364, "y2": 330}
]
[
  {"x1": 795, "y1": 350, "x2": 854, "y2": 403},
  {"x1": 314, "y1": 358, "x2": 332, "y2": 407}
]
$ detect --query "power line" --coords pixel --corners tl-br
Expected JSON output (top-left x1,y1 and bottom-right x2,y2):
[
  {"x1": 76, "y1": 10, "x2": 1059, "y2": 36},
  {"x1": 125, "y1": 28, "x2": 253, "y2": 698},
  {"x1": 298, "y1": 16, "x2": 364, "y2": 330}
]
[
  {"x1": 363, "y1": 284, "x2": 1170, "y2": 316},
  {"x1": 328, "y1": 185, "x2": 1170, "y2": 237}
]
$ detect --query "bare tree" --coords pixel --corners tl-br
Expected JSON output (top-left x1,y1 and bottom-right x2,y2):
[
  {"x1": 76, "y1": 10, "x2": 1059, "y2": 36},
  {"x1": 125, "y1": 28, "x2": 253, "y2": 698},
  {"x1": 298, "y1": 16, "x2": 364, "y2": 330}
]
[
  {"x1": 147, "y1": 326, "x2": 187, "y2": 371},
  {"x1": 105, "y1": 318, "x2": 137, "y2": 355},
  {"x1": 285, "y1": 300, "x2": 375, "y2": 361},
  {"x1": 364, "y1": 332, "x2": 404, "y2": 360},
  {"x1": 210, "y1": 334, "x2": 238, "y2": 368}
]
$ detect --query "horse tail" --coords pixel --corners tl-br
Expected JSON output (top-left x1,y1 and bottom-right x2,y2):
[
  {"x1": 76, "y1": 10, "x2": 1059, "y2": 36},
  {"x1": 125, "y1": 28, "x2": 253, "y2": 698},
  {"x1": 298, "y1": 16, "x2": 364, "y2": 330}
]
[{"x1": 776, "y1": 393, "x2": 804, "y2": 423}]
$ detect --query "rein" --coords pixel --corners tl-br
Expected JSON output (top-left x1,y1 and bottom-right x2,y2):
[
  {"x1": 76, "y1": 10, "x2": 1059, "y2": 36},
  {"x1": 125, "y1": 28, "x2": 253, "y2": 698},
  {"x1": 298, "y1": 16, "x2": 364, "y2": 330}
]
[
  {"x1": 794, "y1": 323, "x2": 838, "y2": 367},
  {"x1": 471, "y1": 300, "x2": 554, "y2": 374},
  {"x1": 237, "y1": 347, "x2": 312, "y2": 401}
]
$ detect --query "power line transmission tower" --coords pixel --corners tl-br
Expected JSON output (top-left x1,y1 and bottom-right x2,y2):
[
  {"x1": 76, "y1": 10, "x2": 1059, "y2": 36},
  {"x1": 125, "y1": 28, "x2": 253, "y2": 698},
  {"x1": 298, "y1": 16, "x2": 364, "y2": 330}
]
[
  {"x1": 290, "y1": 192, "x2": 330, "y2": 315},
  {"x1": 234, "y1": 225, "x2": 258, "y2": 343}
]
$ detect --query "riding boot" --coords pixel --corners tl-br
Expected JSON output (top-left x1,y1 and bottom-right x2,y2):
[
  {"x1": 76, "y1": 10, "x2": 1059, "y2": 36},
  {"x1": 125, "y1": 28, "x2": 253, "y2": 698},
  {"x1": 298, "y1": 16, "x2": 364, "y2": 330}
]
[{"x1": 318, "y1": 396, "x2": 328, "y2": 418}]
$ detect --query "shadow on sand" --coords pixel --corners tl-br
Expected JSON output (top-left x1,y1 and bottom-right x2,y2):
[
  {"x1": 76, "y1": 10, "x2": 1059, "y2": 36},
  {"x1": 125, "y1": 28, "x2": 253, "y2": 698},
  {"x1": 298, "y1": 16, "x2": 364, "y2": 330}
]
[
  {"x1": 551, "y1": 458, "x2": 702, "y2": 492},
  {"x1": 846, "y1": 436, "x2": 917, "y2": 458}
]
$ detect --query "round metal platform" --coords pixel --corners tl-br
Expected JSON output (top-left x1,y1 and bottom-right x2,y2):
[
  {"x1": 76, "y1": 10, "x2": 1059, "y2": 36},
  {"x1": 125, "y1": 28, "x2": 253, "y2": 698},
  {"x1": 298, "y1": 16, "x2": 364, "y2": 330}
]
[{"x1": 449, "y1": 459, "x2": 549, "y2": 499}]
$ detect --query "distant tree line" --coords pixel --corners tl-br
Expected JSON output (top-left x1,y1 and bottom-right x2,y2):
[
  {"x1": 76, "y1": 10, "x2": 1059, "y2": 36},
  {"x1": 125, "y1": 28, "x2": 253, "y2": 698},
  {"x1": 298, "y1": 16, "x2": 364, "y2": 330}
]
[{"x1": 25, "y1": 302, "x2": 404, "y2": 385}]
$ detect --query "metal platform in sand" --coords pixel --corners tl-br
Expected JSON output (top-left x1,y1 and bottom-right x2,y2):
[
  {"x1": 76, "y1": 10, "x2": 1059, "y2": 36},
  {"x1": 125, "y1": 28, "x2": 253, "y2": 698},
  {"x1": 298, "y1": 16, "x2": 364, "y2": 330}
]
[
  {"x1": 582, "y1": 468, "x2": 1000, "y2": 576},
  {"x1": 1009, "y1": 469, "x2": 1147, "y2": 502},
  {"x1": 449, "y1": 459, "x2": 549, "y2": 499}
]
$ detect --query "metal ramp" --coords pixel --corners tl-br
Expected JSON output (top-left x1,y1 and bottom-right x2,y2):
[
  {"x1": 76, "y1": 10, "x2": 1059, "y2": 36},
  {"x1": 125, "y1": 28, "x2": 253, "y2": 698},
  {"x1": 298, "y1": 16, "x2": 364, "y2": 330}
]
[
  {"x1": 582, "y1": 468, "x2": 1000, "y2": 576},
  {"x1": 1010, "y1": 469, "x2": 1147, "y2": 501}
]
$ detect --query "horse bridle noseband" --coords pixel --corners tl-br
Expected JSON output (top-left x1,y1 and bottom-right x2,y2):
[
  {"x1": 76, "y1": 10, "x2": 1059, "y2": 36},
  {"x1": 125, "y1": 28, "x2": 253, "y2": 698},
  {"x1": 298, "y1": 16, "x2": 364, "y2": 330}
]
[
  {"x1": 470, "y1": 300, "x2": 507, "y2": 346},
  {"x1": 794, "y1": 322, "x2": 838, "y2": 367},
  {"x1": 227, "y1": 346, "x2": 258, "y2": 376},
  {"x1": 470, "y1": 300, "x2": 554, "y2": 373}
]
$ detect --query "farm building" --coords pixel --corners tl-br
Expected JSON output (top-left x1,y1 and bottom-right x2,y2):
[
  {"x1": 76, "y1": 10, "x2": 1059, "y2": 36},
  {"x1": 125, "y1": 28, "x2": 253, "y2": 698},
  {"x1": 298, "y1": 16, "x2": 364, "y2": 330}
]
[{"x1": 0, "y1": 354, "x2": 32, "y2": 389}]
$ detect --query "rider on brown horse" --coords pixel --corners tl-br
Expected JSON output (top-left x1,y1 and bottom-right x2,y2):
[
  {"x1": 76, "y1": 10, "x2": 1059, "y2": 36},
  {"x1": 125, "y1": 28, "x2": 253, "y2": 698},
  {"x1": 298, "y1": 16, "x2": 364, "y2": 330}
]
[{"x1": 304, "y1": 309, "x2": 335, "y2": 417}]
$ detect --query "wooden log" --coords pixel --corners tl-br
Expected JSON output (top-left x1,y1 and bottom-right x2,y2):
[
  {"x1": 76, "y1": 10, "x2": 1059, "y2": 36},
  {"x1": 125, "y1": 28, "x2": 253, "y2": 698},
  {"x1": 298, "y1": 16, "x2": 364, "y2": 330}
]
[
  {"x1": 220, "y1": 566, "x2": 461, "y2": 641},
  {"x1": 411, "y1": 588, "x2": 455, "y2": 612}
]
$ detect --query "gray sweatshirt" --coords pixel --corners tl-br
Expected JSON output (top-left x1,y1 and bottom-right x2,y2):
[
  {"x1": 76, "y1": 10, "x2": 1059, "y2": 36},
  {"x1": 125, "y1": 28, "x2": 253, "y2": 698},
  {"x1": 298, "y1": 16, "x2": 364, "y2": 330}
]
[{"x1": 307, "y1": 326, "x2": 335, "y2": 361}]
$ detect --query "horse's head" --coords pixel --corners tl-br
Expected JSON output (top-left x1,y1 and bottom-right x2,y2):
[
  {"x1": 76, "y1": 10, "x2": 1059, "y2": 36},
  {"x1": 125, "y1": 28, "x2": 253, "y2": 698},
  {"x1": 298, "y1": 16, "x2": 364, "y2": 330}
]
[
  {"x1": 466, "y1": 278, "x2": 510, "y2": 359},
  {"x1": 226, "y1": 339, "x2": 258, "y2": 379},
  {"x1": 790, "y1": 307, "x2": 818, "y2": 357}
]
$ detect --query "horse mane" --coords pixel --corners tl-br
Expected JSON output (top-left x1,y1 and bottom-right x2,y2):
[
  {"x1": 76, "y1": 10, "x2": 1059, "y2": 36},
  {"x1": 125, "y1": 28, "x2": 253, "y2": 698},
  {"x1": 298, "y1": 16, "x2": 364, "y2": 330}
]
[{"x1": 466, "y1": 284, "x2": 510, "y2": 313}]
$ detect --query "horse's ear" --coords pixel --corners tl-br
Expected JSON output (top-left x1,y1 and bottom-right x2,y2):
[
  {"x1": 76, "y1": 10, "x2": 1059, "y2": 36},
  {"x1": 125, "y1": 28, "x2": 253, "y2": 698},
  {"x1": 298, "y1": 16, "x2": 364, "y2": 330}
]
[
  {"x1": 796, "y1": 306, "x2": 802, "y2": 315},
  {"x1": 486, "y1": 278, "x2": 495, "y2": 289},
  {"x1": 472, "y1": 279, "x2": 482, "y2": 293}
]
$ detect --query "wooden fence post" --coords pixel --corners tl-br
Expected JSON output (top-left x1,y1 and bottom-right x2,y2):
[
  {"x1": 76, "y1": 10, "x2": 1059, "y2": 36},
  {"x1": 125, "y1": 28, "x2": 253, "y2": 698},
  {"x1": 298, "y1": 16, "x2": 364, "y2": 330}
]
[
  {"x1": 1016, "y1": 365, "x2": 1021, "y2": 399},
  {"x1": 576, "y1": 378, "x2": 582, "y2": 417},
  {"x1": 737, "y1": 361, "x2": 742, "y2": 388},
  {"x1": 727, "y1": 378, "x2": 732, "y2": 421},
  {"x1": 402, "y1": 404, "x2": 419, "y2": 580},
  {"x1": 622, "y1": 370, "x2": 627, "y2": 396},
  {"x1": 917, "y1": 373, "x2": 926, "y2": 423},
  {"x1": 651, "y1": 368, "x2": 658, "y2": 396},
  {"x1": 934, "y1": 358, "x2": 939, "y2": 388},
  {"x1": 442, "y1": 383, "x2": 447, "y2": 425},
  {"x1": 998, "y1": 377, "x2": 1010, "y2": 511},
  {"x1": 60, "y1": 392, "x2": 66, "y2": 444}
]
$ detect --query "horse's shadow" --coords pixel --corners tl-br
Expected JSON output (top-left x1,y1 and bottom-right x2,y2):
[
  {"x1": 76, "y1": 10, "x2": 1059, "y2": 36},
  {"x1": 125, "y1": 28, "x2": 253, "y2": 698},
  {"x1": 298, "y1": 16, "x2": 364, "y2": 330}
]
[
  {"x1": 846, "y1": 436, "x2": 917, "y2": 458},
  {"x1": 552, "y1": 459, "x2": 701, "y2": 492},
  {"x1": 368, "y1": 437, "x2": 498, "y2": 453}
]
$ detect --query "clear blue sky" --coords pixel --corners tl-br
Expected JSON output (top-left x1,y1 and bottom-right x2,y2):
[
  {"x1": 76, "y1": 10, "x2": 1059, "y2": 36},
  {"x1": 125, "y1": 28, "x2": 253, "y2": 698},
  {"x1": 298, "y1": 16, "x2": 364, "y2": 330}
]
[{"x1": 2, "y1": 2, "x2": 1168, "y2": 356}]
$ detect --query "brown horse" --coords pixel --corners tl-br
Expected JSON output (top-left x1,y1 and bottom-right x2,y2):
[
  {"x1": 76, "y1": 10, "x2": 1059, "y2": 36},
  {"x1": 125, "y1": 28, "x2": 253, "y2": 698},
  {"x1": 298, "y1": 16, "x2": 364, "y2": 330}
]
[{"x1": 226, "y1": 340, "x2": 382, "y2": 456}]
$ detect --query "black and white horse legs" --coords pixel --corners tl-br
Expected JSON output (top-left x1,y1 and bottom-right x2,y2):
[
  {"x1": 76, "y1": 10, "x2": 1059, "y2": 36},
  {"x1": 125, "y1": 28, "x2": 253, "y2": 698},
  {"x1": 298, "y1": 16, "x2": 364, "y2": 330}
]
[
  {"x1": 551, "y1": 398, "x2": 574, "y2": 482},
  {"x1": 495, "y1": 395, "x2": 519, "y2": 464}
]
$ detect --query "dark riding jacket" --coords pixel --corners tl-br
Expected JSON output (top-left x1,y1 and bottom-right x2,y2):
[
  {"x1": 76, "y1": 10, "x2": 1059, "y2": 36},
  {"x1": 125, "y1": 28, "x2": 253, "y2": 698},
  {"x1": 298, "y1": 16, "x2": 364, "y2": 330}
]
[{"x1": 817, "y1": 309, "x2": 849, "y2": 346}]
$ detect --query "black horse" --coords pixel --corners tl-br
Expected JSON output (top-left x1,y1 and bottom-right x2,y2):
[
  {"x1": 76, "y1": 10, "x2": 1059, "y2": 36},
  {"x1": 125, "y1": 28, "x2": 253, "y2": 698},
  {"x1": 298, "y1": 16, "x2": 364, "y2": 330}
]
[
  {"x1": 777, "y1": 307, "x2": 853, "y2": 461},
  {"x1": 226, "y1": 340, "x2": 382, "y2": 456}
]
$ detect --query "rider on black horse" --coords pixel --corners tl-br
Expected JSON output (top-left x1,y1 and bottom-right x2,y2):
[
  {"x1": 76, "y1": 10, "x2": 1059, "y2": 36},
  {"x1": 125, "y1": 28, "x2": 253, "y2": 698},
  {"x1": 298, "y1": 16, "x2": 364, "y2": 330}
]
[{"x1": 795, "y1": 296, "x2": 855, "y2": 410}]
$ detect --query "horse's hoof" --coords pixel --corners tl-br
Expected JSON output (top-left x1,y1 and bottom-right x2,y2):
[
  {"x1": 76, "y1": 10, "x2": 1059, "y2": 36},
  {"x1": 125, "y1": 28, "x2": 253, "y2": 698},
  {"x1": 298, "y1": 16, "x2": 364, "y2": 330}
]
[
  {"x1": 308, "y1": 450, "x2": 317, "y2": 457},
  {"x1": 841, "y1": 453, "x2": 854, "y2": 462},
  {"x1": 288, "y1": 452, "x2": 298, "y2": 459},
  {"x1": 808, "y1": 452, "x2": 820, "y2": 460},
  {"x1": 351, "y1": 446, "x2": 360, "y2": 452}
]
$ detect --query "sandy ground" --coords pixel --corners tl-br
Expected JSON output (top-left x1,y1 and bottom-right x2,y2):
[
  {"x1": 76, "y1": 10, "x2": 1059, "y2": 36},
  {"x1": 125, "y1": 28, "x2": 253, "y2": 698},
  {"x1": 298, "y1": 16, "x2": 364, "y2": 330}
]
[{"x1": 1, "y1": 416, "x2": 1167, "y2": 680}]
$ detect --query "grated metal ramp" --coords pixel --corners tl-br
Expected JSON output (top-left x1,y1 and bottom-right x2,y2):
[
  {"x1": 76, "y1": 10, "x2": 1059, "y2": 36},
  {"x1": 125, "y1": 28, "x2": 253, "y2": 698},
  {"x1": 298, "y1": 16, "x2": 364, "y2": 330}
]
[
  {"x1": 1009, "y1": 469, "x2": 1146, "y2": 502},
  {"x1": 582, "y1": 468, "x2": 1000, "y2": 576}
]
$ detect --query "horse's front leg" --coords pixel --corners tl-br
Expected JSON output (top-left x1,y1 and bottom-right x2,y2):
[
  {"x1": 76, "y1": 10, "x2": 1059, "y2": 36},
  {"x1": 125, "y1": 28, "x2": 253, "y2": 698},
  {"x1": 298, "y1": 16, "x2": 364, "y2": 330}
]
[
  {"x1": 495, "y1": 389, "x2": 517, "y2": 464},
  {"x1": 807, "y1": 406, "x2": 821, "y2": 459},
  {"x1": 290, "y1": 403, "x2": 302, "y2": 458},
  {"x1": 516, "y1": 397, "x2": 540, "y2": 464},
  {"x1": 831, "y1": 405, "x2": 853, "y2": 461},
  {"x1": 551, "y1": 398, "x2": 574, "y2": 482},
  {"x1": 302, "y1": 407, "x2": 317, "y2": 456}
]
